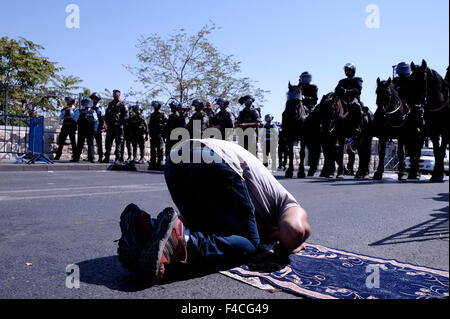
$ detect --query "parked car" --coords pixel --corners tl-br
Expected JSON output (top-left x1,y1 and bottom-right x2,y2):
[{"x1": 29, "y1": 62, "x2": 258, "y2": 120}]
[{"x1": 405, "y1": 147, "x2": 449, "y2": 174}]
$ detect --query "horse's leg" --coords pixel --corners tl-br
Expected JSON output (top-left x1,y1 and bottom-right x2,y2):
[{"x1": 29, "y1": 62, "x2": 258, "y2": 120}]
[
  {"x1": 319, "y1": 137, "x2": 329, "y2": 177},
  {"x1": 336, "y1": 137, "x2": 346, "y2": 179},
  {"x1": 298, "y1": 141, "x2": 306, "y2": 178},
  {"x1": 397, "y1": 139, "x2": 407, "y2": 180},
  {"x1": 285, "y1": 140, "x2": 294, "y2": 178},
  {"x1": 307, "y1": 140, "x2": 320, "y2": 176},
  {"x1": 407, "y1": 135, "x2": 424, "y2": 180},
  {"x1": 430, "y1": 134, "x2": 444, "y2": 182},
  {"x1": 373, "y1": 138, "x2": 386, "y2": 180},
  {"x1": 356, "y1": 135, "x2": 372, "y2": 179}
]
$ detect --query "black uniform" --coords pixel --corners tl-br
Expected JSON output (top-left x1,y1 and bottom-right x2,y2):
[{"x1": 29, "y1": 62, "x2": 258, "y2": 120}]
[
  {"x1": 54, "y1": 107, "x2": 78, "y2": 160},
  {"x1": 299, "y1": 83, "x2": 318, "y2": 113},
  {"x1": 104, "y1": 100, "x2": 129, "y2": 162},
  {"x1": 128, "y1": 112, "x2": 148, "y2": 162},
  {"x1": 73, "y1": 107, "x2": 97, "y2": 162},
  {"x1": 213, "y1": 109, "x2": 234, "y2": 140},
  {"x1": 262, "y1": 122, "x2": 277, "y2": 167},
  {"x1": 393, "y1": 76, "x2": 414, "y2": 107},
  {"x1": 335, "y1": 77, "x2": 363, "y2": 105},
  {"x1": 148, "y1": 110, "x2": 167, "y2": 166},
  {"x1": 393, "y1": 75, "x2": 424, "y2": 132},
  {"x1": 237, "y1": 107, "x2": 260, "y2": 151},
  {"x1": 278, "y1": 128, "x2": 288, "y2": 169},
  {"x1": 186, "y1": 110, "x2": 209, "y2": 139},
  {"x1": 335, "y1": 77, "x2": 363, "y2": 133},
  {"x1": 165, "y1": 110, "x2": 178, "y2": 155}
]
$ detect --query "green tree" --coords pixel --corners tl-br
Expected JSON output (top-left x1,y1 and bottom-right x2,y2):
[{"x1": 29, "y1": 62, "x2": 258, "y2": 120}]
[
  {"x1": 0, "y1": 37, "x2": 86, "y2": 117},
  {"x1": 0, "y1": 36, "x2": 63, "y2": 115},
  {"x1": 126, "y1": 23, "x2": 269, "y2": 116}
]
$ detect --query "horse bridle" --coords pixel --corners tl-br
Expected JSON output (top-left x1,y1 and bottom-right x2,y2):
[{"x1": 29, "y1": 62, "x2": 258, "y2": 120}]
[
  {"x1": 414, "y1": 68, "x2": 449, "y2": 113},
  {"x1": 380, "y1": 86, "x2": 410, "y2": 128}
]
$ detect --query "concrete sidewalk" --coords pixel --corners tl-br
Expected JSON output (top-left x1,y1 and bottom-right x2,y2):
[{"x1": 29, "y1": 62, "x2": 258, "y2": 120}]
[{"x1": 0, "y1": 160, "x2": 164, "y2": 172}]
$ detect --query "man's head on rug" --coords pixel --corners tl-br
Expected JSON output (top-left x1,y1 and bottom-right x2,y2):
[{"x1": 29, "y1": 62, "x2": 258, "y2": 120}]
[{"x1": 277, "y1": 206, "x2": 311, "y2": 254}]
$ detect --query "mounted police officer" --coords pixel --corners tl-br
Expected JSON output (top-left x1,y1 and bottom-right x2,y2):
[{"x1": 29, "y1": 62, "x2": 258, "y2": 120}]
[
  {"x1": 128, "y1": 104, "x2": 148, "y2": 163},
  {"x1": 236, "y1": 95, "x2": 261, "y2": 151},
  {"x1": 298, "y1": 72, "x2": 318, "y2": 113},
  {"x1": 212, "y1": 98, "x2": 234, "y2": 140},
  {"x1": 393, "y1": 62, "x2": 424, "y2": 132},
  {"x1": 90, "y1": 92, "x2": 106, "y2": 162},
  {"x1": 186, "y1": 99, "x2": 209, "y2": 139},
  {"x1": 103, "y1": 89, "x2": 129, "y2": 164},
  {"x1": 54, "y1": 97, "x2": 79, "y2": 161},
  {"x1": 148, "y1": 101, "x2": 167, "y2": 169},
  {"x1": 72, "y1": 98, "x2": 98, "y2": 163},
  {"x1": 335, "y1": 63, "x2": 364, "y2": 134},
  {"x1": 393, "y1": 62, "x2": 414, "y2": 107}
]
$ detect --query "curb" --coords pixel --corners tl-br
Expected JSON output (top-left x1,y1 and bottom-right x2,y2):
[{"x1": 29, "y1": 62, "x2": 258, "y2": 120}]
[{"x1": 0, "y1": 162, "x2": 165, "y2": 173}]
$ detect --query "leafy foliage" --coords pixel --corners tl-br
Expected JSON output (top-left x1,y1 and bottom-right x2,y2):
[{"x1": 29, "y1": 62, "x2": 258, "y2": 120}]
[
  {"x1": 0, "y1": 37, "x2": 84, "y2": 116},
  {"x1": 126, "y1": 24, "x2": 269, "y2": 116}
]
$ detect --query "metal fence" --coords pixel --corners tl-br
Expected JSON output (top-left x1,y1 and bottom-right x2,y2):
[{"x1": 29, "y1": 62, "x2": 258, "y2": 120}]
[
  {"x1": 0, "y1": 113, "x2": 45, "y2": 157},
  {"x1": 0, "y1": 113, "x2": 31, "y2": 155}
]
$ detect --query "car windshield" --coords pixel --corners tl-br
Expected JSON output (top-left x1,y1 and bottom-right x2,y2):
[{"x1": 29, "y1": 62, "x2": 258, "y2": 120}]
[{"x1": 421, "y1": 149, "x2": 434, "y2": 157}]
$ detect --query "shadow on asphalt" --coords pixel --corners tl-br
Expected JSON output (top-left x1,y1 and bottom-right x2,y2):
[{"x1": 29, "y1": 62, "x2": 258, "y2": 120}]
[
  {"x1": 369, "y1": 206, "x2": 449, "y2": 246},
  {"x1": 77, "y1": 256, "x2": 149, "y2": 292},
  {"x1": 76, "y1": 255, "x2": 230, "y2": 291}
]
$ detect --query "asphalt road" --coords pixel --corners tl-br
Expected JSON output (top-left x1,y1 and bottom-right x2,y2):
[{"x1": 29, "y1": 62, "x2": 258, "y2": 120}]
[{"x1": 0, "y1": 169, "x2": 448, "y2": 299}]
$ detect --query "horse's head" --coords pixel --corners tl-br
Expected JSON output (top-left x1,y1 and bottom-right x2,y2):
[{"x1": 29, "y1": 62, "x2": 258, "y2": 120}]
[
  {"x1": 284, "y1": 81, "x2": 304, "y2": 116},
  {"x1": 286, "y1": 81, "x2": 302, "y2": 101},
  {"x1": 410, "y1": 59, "x2": 449, "y2": 112},
  {"x1": 376, "y1": 77, "x2": 398, "y2": 112},
  {"x1": 315, "y1": 92, "x2": 342, "y2": 134},
  {"x1": 409, "y1": 59, "x2": 431, "y2": 107},
  {"x1": 376, "y1": 77, "x2": 409, "y2": 127}
]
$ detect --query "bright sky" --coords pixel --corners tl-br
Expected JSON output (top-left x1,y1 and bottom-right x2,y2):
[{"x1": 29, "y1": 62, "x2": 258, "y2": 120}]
[{"x1": 1, "y1": 0, "x2": 448, "y2": 121}]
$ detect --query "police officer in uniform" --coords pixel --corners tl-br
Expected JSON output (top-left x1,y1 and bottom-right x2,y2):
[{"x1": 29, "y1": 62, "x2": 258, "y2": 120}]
[
  {"x1": 103, "y1": 89, "x2": 129, "y2": 164},
  {"x1": 186, "y1": 99, "x2": 209, "y2": 139},
  {"x1": 54, "y1": 97, "x2": 79, "y2": 160},
  {"x1": 128, "y1": 104, "x2": 148, "y2": 163},
  {"x1": 335, "y1": 63, "x2": 364, "y2": 134},
  {"x1": 212, "y1": 98, "x2": 234, "y2": 140},
  {"x1": 164, "y1": 101, "x2": 178, "y2": 156},
  {"x1": 204, "y1": 100, "x2": 216, "y2": 124},
  {"x1": 393, "y1": 62, "x2": 424, "y2": 132},
  {"x1": 236, "y1": 95, "x2": 261, "y2": 151},
  {"x1": 148, "y1": 101, "x2": 167, "y2": 169},
  {"x1": 298, "y1": 72, "x2": 318, "y2": 113},
  {"x1": 262, "y1": 114, "x2": 278, "y2": 167},
  {"x1": 122, "y1": 107, "x2": 134, "y2": 163},
  {"x1": 90, "y1": 92, "x2": 106, "y2": 162},
  {"x1": 72, "y1": 98, "x2": 98, "y2": 163}
]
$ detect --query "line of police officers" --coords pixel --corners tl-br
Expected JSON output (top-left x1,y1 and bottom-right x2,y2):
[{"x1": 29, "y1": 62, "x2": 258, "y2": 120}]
[
  {"x1": 54, "y1": 61, "x2": 414, "y2": 168},
  {"x1": 54, "y1": 89, "x2": 265, "y2": 168}
]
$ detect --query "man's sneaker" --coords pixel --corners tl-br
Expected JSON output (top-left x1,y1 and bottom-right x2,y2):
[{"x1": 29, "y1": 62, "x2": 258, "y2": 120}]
[
  {"x1": 139, "y1": 207, "x2": 187, "y2": 284},
  {"x1": 117, "y1": 203, "x2": 153, "y2": 271}
]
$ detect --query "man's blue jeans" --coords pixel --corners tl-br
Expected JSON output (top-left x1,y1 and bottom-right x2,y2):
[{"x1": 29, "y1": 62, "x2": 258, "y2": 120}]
[{"x1": 164, "y1": 145, "x2": 260, "y2": 266}]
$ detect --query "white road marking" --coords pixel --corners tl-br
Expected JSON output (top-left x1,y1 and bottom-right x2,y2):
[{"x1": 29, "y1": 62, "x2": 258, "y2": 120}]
[
  {"x1": 0, "y1": 183, "x2": 167, "y2": 194},
  {"x1": 0, "y1": 186, "x2": 166, "y2": 201}
]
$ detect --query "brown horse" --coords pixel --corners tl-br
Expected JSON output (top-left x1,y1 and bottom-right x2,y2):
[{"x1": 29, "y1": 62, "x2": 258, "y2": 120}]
[
  {"x1": 373, "y1": 78, "x2": 424, "y2": 180},
  {"x1": 410, "y1": 60, "x2": 449, "y2": 182},
  {"x1": 281, "y1": 82, "x2": 319, "y2": 178}
]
